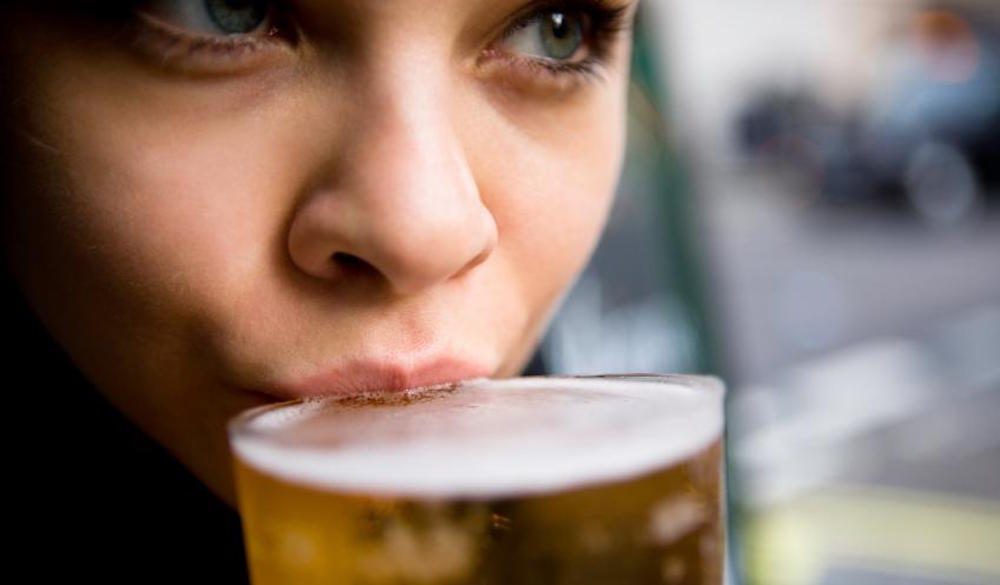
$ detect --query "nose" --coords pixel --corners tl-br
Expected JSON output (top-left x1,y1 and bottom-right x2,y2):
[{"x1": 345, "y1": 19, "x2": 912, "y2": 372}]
[{"x1": 287, "y1": 74, "x2": 498, "y2": 296}]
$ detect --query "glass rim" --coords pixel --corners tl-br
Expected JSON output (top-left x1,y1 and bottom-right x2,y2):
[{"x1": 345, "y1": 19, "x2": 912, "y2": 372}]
[
  {"x1": 227, "y1": 373, "x2": 724, "y2": 498},
  {"x1": 228, "y1": 372, "x2": 724, "y2": 441}
]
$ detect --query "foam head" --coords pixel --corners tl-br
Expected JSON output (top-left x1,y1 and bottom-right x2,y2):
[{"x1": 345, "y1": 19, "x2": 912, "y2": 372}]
[{"x1": 229, "y1": 375, "x2": 724, "y2": 499}]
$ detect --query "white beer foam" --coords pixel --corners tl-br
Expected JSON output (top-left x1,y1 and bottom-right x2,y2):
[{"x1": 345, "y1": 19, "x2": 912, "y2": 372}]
[{"x1": 230, "y1": 376, "x2": 724, "y2": 499}]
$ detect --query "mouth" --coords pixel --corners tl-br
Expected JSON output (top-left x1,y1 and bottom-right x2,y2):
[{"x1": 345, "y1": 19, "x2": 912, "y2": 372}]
[{"x1": 254, "y1": 356, "x2": 493, "y2": 400}]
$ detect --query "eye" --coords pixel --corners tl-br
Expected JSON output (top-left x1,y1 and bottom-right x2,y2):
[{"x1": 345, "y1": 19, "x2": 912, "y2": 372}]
[
  {"x1": 480, "y1": 2, "x2": 631, "y2": 90},
  {"x1": 139, "y1": 0, "x2": 275, "y2": 36},
  {"x1": 125, "y1": 0, "x2": 298, "y2": 75},
  {"x1": 503, "y1": 10, "x2": 589, "y2": 62}
]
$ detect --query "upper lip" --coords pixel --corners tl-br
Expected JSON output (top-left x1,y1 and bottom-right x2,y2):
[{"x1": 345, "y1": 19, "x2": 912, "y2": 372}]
[{"x1": 258, "y1": 356, "x2": 492, "y2": 400}]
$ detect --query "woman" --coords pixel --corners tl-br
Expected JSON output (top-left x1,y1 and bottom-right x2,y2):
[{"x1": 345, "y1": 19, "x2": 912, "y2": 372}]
[{"x1": 1, "y1": 0, "x2": 637, "y2": 580}]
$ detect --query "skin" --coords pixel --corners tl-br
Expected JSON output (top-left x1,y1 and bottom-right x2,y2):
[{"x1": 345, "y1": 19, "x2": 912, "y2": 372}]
[{"x1": 0, "y1": 0, "x2": 635, "y2": 505}]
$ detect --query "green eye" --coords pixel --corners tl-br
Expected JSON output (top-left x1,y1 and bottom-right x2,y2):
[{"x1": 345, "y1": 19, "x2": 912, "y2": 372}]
[
  {"x1": 506, "y1": 10, "x2": 587, "y2": 62},
  {"x1": 205, "y1": 0, "x2": 269, "y2": 34},
  {"x1": 539, "y1": 12, "x2": 584, "y2": 60}
]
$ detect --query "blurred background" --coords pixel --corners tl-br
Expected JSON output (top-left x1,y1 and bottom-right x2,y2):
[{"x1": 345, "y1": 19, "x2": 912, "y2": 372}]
[{"x1": 537, "y1": 1, "x2": 1000, "y2": 583}]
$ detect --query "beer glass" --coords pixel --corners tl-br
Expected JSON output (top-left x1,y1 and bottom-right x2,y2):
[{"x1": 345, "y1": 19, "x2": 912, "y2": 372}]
[{"x1": 229, "y1": 374, "x2": 725, "y2": 584}]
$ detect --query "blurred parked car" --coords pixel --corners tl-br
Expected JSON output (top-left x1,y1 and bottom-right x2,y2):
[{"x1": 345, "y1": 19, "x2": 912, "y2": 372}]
[{"x1": 736, "y1": 6, "x2": 1000, "y2": 224}]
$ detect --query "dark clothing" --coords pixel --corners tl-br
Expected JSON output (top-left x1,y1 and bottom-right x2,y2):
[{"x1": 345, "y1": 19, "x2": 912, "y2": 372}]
[
  {"x1": 7, "y1": 276, "x2": 249, "y2": 584},
  {"x1": 6, "y1": 273, "x2": 548, "y2": 583}
]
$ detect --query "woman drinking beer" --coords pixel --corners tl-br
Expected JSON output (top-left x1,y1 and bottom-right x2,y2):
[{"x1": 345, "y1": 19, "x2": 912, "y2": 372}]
[{"x1": 1, "y1": 0, "x2": 638, "y2": 582}]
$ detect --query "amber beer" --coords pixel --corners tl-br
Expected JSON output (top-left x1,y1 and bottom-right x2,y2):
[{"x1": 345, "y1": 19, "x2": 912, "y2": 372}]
[{"x1": 229, "y1": 375, "x2": 725, "y2": 585}]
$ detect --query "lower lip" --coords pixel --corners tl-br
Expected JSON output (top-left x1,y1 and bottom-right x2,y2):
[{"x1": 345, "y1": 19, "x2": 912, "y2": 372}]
[{"x1": 260, "y1": 358, "x2": 492, "y2": 400}]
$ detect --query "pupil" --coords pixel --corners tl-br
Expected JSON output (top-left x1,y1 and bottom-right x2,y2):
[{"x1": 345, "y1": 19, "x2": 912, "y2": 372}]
[
  {"x1": 541, "y1": 11, "x2": 582, "y2": 60},
  {"x1": 205, "y1": 0, "x2": 269, "y2": 34},
  {"x1": 551, "y1": 13, "x2": 568, "y2": 38}
]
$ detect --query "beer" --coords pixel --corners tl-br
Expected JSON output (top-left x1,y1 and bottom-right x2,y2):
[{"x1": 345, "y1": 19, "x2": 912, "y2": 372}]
[{"x1": 230, "y1": 375, "x2": 725, "y2": 584}]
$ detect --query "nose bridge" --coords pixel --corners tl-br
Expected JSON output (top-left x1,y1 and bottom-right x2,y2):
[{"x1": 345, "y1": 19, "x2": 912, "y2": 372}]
[
  {"x1": 287, "y1": 49, "x2": 497, "y2": 295},
  {"x1": 356, "y1": 56, "x2": 487, "y2": 266},
  {"x1": 344, "y1": 14, "x2": 470, "y2": 201},
  {"x1": 354, "y1": 55, "x2": 463, "y2": 199}
]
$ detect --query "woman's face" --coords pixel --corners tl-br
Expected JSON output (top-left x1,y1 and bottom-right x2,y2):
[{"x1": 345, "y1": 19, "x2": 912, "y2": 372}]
[{"x1": 0, "y1": 0, "x2": 634, "y2": 503}]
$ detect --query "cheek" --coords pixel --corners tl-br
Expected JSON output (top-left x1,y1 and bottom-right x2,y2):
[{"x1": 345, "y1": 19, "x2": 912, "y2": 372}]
[
  {"x1": 13, "y1": 72, "x2": 308, "y2": 338},
  {"x1": 471, "y1": 83, "x2": 627, "y2": 320}
]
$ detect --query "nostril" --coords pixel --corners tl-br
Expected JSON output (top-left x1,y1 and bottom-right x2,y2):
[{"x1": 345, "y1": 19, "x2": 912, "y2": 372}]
[{"x1": 331, "y1": 252, "x2": 376, "y2": 278}]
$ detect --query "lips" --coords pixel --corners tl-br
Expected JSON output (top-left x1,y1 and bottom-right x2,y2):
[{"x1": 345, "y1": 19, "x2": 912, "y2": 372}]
[{"x1": 257, "y1": 356, "x2": 492, "y2": 400}]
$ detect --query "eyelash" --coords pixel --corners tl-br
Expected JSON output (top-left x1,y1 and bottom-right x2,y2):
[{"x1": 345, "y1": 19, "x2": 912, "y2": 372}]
[{"x1": 120, "y1": 0, "x2": 631, "y2": 82}]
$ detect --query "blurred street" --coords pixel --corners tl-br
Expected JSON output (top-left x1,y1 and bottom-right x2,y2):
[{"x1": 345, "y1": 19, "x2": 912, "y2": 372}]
[
  {"x1": 707, "y1": 172, "x2": 1000, "y2": 585},
  {"x1": 704, "y1": 173, "x2": 1000, "y2": 386},
  {"x1": 653, "y1": 1, "x2": 1000, "y2": 582}
]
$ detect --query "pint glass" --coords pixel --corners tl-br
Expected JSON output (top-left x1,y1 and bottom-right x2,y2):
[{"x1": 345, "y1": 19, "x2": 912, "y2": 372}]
[{"x1": 229, "y1": 375, "x2": 725, "y2": 584}]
